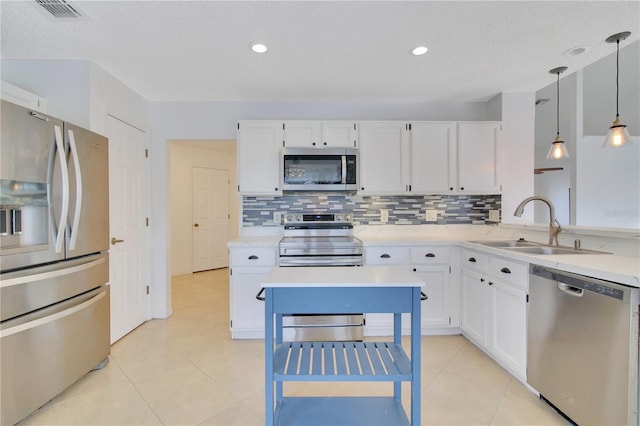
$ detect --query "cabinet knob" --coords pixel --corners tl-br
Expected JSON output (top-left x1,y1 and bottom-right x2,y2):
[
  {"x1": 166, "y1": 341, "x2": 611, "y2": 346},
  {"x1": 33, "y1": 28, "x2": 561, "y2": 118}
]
[
  {"x1": 460, "y1": 187, "x2": 465, "y2": 191},
  {"x1": 248, "y1": 255, "x2": 259, "y2": 260},
  {"x1": 111, "y1": 237, "x2": 124, "y2": 245},
  {"x1": 468, "y1": 257, "x2": 477, "y2": 263},
  {"x1": 425, "y1": 253, "x2": 435, "y2": 258},
  {"x1": 500, "y1": 267, "x2": 512, "y2": 274},
  {"x1": 193, "y1": 223, "x2": 199, "y2": 227},
  {"x1": 488, "y1": 281, "x2": 493, "y2": 286},
  {"x1": 413, "y1": 268, "x2": 417, "y2": 272},
  {"x1": 380, "y1": 254, "x2": 391, "y2": 259},
  {"x1": 480, "y1": 278, "x2": 485, "y2": 282},
  {"x1": 312, "y1": 142, "x2": 316, "y2": 146},
  {"x1": 275, "y1": 187, "x2": 278, "y2": 191},
  {"x1": 361, "y1": 187, "x2": 365, "y2": 191},
  {"x1": 450, "y1": 187, "x2": 454, "y2": 191},
  {"x1": 323, "y1": 142, "x2": 327, "y2": 146}
]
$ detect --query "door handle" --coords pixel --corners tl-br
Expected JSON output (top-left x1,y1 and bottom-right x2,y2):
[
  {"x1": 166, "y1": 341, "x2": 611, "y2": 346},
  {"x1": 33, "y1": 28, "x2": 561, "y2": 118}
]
[
  {"x1": 111, "y1": 237, "x2": 124, "y2": 245},
  {"x1": 194, "y1": 223, "x2": 199, "y2": 227}
]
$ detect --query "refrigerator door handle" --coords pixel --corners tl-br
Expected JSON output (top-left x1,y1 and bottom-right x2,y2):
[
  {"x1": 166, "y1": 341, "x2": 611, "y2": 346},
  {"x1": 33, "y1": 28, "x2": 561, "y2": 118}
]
[
  {"x1": 52, "y1": 125, "x2": 69, "y2": 254},
  {"x1": 67, "y1": 129, "x2": 82, "y2": 250},
  {"x1": 0, "y1": 256, "x2": 106, "y2": 289}
]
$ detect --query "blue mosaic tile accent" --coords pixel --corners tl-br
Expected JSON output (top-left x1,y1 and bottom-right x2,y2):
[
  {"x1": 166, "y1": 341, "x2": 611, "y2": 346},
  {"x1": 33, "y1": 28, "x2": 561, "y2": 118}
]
[{"x1": 242, "y1": 194, "x2": 501, "y2": 226}]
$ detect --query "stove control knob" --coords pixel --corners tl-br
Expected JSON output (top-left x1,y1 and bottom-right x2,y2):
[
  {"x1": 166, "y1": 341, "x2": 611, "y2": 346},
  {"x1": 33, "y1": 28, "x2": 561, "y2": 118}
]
[
  {"x1": 335, "y1": 214, "x2": 343, "y2": 222},
  {"x1": 285, "y1": 215, "x2": 294, "y2": 223},
  {"x1": 344, "y1": 213, "x2": 352, "y2": 222}
]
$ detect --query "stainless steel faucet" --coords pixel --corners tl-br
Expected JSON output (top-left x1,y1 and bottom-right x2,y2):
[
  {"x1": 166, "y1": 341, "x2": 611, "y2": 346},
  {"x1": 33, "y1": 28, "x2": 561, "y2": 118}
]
[{"x1": 513, "y1": 196, "x2": 562, "y2": 246}]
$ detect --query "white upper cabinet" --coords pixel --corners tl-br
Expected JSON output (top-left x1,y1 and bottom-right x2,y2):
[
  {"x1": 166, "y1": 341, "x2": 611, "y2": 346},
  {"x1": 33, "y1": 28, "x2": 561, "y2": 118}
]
[
  {"x1": 457, "y1": 122, "x2": 501, "y2": 193},
  {"x1": 283, "y1": 121, "x2": 357, "y2": 148},
  {"x1": 237, "y1": 121, "x2": 282, "y2": 195},
  {"x1": 409, "y1": 122, "x2": 457, "y2": 193},
  {"x1": 358, "y1": 121, "x2": 408, "y2": 194}
]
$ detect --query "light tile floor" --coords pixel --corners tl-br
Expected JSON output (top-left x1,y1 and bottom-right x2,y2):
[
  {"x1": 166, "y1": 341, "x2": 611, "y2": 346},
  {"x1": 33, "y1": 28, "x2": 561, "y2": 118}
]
[{"x1": 18, "y1": 268, "x2": 568, "y2": 426}]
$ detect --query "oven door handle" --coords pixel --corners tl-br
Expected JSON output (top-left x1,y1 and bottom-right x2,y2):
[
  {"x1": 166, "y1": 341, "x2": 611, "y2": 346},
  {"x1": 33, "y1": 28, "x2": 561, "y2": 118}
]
[{"x1": 256, "y1": 287, "x2": 266, "y2": 301}]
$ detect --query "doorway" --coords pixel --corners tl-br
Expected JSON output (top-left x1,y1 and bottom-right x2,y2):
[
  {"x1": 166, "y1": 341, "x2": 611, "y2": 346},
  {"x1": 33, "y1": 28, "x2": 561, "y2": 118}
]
[{"x1": 169, "y1": 141, "x2": 238, "y2": 276}]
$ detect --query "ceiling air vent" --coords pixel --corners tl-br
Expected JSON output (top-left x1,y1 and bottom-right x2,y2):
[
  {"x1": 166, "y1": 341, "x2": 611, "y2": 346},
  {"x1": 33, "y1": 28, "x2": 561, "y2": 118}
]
[{"x1": 34, "y1": 0, "x2": 84, "y2": 19}]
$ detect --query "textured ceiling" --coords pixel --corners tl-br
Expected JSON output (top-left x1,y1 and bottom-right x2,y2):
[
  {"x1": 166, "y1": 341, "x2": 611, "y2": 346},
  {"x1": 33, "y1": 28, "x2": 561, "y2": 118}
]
[{"x1": 1, "y1": 1, "x2": 638, "y2": 102}]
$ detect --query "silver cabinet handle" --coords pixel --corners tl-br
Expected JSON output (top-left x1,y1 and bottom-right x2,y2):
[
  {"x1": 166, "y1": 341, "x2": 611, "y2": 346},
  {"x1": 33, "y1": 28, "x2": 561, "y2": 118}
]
[{"x1": 111, "y1": 237, "x2": 124, "y2": 245}]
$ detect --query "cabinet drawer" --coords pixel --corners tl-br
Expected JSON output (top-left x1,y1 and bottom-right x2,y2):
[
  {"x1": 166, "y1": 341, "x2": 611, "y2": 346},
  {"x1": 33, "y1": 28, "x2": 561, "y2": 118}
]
[
  {"x1": 230, "y1": 248, "x2": 277, "y2": 267},
  {"x1": 364, "y1": 246, "x2": 409, "y2": 265},
  {"x1": 489, "y1": 256, "x2": 528, "y2": 289},
  {"x1": 410, "y1": 246, "x2": 450, "y2": 264},
  {"x1": 461, "y1": 249, "x2": 488, "y2": 273}
]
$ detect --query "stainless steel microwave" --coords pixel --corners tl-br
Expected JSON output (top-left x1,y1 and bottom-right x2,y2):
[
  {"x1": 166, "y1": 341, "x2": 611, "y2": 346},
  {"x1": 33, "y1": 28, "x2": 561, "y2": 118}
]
[{"x1": 282, "y1": 147, "x2": 358, "y2": 192}]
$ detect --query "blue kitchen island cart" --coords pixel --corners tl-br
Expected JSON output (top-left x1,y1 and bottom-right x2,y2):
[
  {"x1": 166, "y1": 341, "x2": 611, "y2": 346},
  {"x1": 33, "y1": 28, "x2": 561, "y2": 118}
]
[{"x1": 261, "y1": 266, "x2": 425, "y2": 426}]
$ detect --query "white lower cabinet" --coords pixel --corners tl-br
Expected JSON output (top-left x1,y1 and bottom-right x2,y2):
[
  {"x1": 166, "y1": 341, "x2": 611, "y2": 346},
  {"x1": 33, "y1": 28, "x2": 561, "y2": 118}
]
[
  {"x1": 460, "y1": 248, "x2": 527, "y2": 382},
  {"x1": 229, "y1": 246, "x2": 277, "y2": 339},
  {"x1": 364, "y1": 244, "x2": 456, "y2": 336}
]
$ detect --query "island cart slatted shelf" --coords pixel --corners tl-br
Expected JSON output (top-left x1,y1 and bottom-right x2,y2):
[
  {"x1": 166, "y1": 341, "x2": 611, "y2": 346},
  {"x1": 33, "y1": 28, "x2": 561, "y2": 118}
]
[{"x1": 261, "y1": 266, "x2": 425, "y2": 426}]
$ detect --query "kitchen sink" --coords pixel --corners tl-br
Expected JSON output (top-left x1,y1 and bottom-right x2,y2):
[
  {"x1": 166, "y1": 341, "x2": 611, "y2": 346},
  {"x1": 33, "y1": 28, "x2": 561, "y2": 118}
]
[
  {"x1": 509, "y1": 246, "x2": 608, "y2": 255},
  {"x1": 470, "y1": 239, "x2": 544, "y2": 248}
]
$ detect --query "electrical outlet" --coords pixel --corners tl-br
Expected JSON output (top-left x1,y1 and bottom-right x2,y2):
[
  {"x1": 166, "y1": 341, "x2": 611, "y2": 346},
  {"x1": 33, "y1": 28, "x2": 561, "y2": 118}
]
[
  {"x1": 273, "y1": 211, "x2": 283, "y2": 224},
  {"x1": 425, "y1": 209, "x2": 438, "y2": 222},
  {"x1": 488, "y1": 209, "x2": 500, "y2": 222},
  {"x1": 380, "y1": 209, "x2": 389, "y2": 223}
]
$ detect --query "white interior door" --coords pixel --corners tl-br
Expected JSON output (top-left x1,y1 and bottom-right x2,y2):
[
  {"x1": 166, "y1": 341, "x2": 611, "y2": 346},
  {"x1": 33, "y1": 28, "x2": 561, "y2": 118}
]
[
  {"x1": 192, "y1": 167, "x2": 229, "y2": 272},
  {"x1": 106, "y1": 116, "x2": 150, "y2": 343}
]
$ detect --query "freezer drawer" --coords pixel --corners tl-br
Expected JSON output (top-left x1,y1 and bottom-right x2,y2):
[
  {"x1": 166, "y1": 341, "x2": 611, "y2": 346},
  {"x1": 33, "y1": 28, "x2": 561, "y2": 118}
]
[
  {"x1": 0, "y1": 252, "x2": 108, "y2": 322},
  {"x1": 1, "y1": 285, "x2": 110, "y2": 426}
]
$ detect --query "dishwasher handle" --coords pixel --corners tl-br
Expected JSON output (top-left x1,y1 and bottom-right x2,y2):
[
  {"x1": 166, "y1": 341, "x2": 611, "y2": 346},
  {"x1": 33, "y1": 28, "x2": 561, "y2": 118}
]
[{"x1": 557, "y1": 282, "x2": 584, "y2": 297}]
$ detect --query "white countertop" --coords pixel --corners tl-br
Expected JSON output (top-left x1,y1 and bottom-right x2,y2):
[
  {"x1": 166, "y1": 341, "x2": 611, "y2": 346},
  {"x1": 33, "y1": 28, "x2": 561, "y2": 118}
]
[
  {"x1": 229, "y1": 226, "x2": 640, "y2": 288},
  {"x1": 261, "y1": 266, "x2": 425, "y2": 288}
]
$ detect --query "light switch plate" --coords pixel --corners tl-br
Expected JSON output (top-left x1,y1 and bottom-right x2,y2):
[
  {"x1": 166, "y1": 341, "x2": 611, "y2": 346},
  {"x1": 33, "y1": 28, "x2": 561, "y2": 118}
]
[
  {"x1": 488, "y1": 210, "x2": 500, "y2": 222},
  {"x1": 425, "y1": 209, "x2": 438, "y2": 222},
  {"x1": 380, "y1": 209, "x2": 389, "y2": 223},
  {"x1": 273, "y1": 211, "x2": 283, "y2": 224}
]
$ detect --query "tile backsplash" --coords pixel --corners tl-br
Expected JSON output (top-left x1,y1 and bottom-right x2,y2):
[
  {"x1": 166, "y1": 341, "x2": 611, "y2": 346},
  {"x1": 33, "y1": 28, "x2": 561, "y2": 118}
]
[{"x1": 242, "y1": 194, "x2": 501, "y2": 226}]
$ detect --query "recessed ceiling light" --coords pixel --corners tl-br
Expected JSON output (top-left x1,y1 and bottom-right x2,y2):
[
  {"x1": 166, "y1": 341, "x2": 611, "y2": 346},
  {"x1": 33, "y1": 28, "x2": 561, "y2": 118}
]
[
  {"x1": 562, "y1": 46, "x2": 589, "y2": 57},
  {"x1": 250, "y1": 43, "x2": 268, "y2": 54},
  {"x1": 411, "y1": 46, "x2": 428, "y2": 56}
]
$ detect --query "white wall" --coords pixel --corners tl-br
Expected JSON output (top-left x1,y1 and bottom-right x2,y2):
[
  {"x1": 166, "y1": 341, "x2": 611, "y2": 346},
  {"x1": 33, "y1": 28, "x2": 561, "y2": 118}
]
[
  {"x1": 1, "y1": 59, "x2": 91, "y2": 127},
  {"x1": 170, "y1": 142, "x2": 238, "y2": 276},
  {"x1": 498, "y1": 92, "x2": 536, "y2": 225}
]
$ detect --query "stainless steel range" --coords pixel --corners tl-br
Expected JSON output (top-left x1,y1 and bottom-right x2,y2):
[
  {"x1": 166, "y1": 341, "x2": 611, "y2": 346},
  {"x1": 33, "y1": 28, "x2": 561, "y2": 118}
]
[
  {"x1": 278, "y1": 213, "x2": 363, "y2": 341},
  {"x1": 279, "y1": 213, "x2": 363, "y2": 267}
]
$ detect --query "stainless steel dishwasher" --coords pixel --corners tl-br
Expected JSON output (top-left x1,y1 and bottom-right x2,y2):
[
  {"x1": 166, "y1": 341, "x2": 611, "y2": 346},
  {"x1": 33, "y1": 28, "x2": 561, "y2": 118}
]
[{"x1": 528, "y1": 264, "x2": 639, "y2": 425}]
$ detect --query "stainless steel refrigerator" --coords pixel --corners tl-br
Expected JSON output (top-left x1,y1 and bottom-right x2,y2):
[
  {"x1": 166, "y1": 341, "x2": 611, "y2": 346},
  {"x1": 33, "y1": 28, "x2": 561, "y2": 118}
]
[{"x1": 0, "y1": 100, "x2": 110, "y2": 425}]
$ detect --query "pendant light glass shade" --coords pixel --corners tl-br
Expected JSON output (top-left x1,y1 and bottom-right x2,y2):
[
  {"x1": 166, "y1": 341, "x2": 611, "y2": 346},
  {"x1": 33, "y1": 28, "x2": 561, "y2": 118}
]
[
  {"x1": 603, "y1": 117, "x2": 632, "y2": 147},
  {"x1": 603, "y1": 31, "x2": 632, "y2": 148},
  {"x1": 546, "y1": 66, "x2": 569, "y2": 160},
  {"x1": 547, "y1": 135, "x2": 570, "y2": 159}
]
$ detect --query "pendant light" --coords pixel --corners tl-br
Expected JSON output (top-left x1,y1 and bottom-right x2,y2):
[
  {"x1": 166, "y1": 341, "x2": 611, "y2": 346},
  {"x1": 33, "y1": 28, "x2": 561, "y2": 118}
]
[
  {"x1": 546, "y1": 66, "x2": 569, "y2": 160},
  {"x1": 603, "y1": 31, "x2": 632, "y2": 148}
]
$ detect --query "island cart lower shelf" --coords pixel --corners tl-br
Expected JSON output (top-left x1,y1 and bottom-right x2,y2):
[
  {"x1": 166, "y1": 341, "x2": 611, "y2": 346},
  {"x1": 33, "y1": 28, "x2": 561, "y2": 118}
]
[
  {"x1": 275, "y1": 397, "x2": 409, "y2": 426},
  {"x1": 262, "y1": 266, "x2": 425, "y2": 426}
]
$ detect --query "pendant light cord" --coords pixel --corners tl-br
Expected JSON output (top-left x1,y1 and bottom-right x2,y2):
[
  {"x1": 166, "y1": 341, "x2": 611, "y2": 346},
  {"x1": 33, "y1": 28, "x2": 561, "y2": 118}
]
[
  {"x1": 616, "y1": 39, "x2": 620, "y2": 118},
  {"x1": 556, "y1": 71, "x2": 560, "y2": 136}
]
